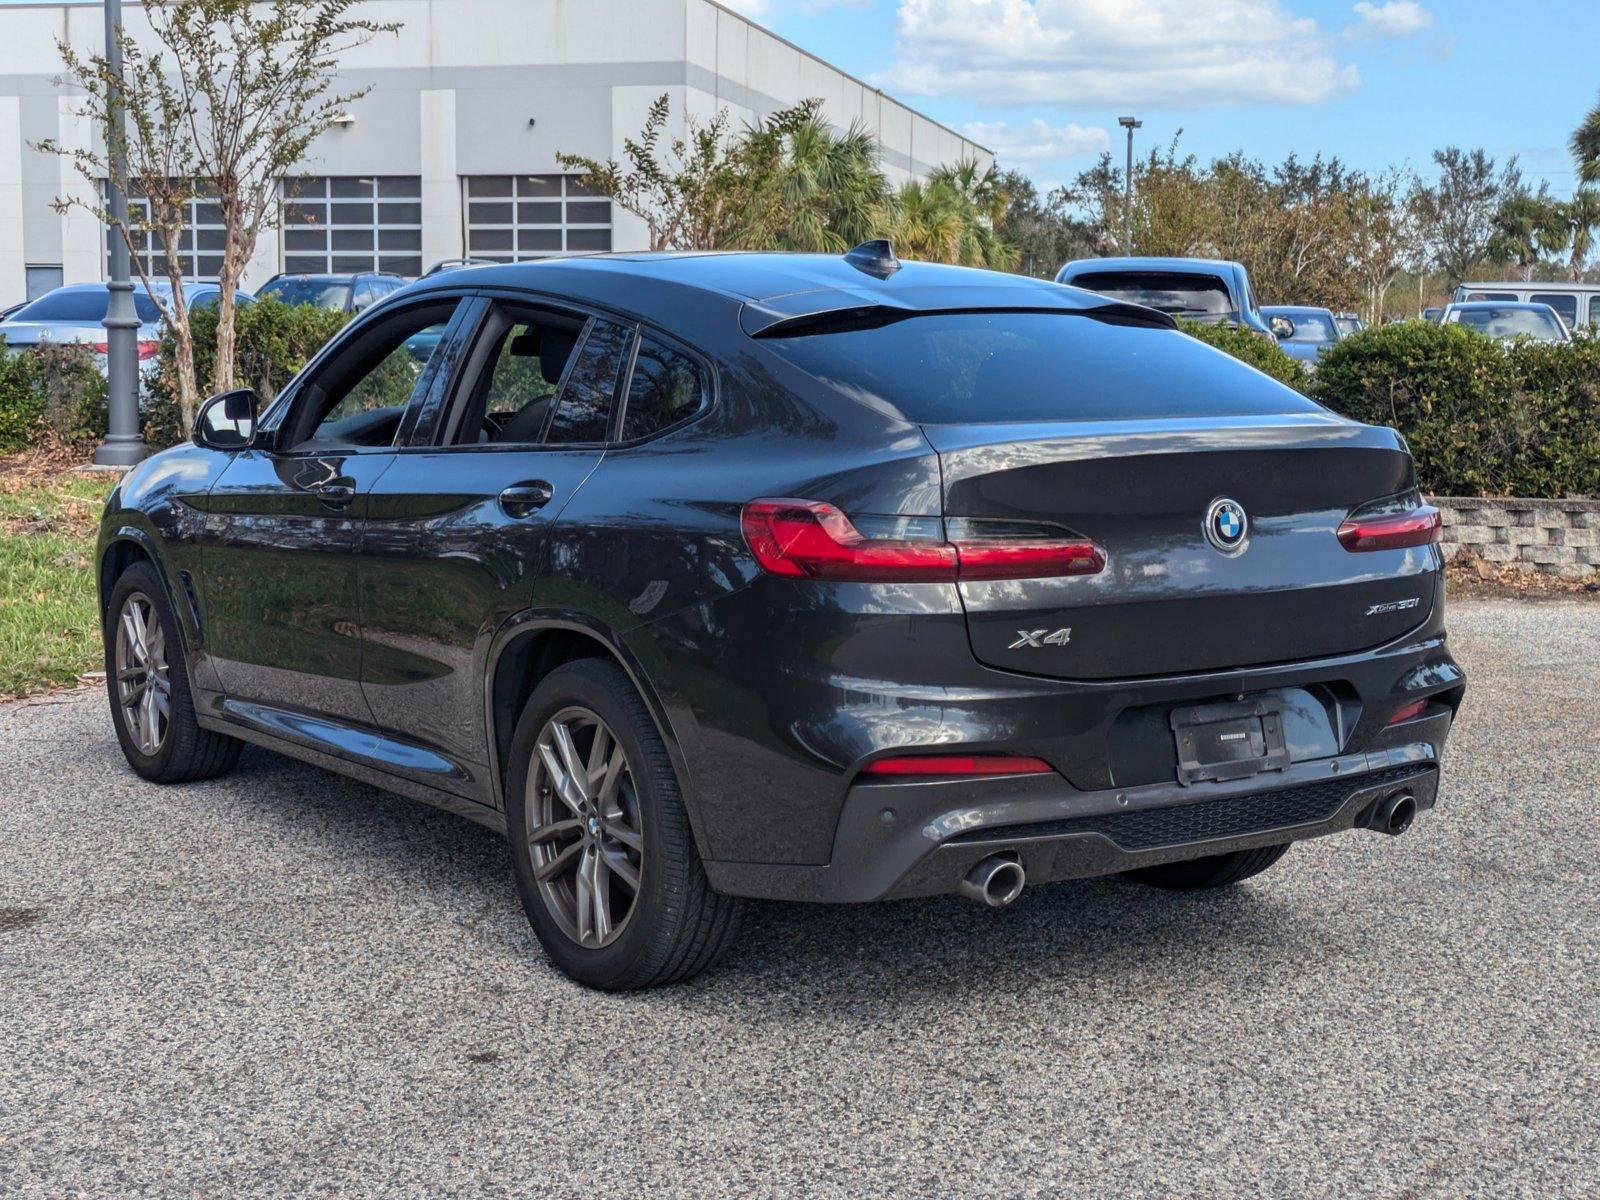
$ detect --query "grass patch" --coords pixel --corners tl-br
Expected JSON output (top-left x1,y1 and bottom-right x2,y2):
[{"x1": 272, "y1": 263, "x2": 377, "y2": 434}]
[{"x1": 0, "y1": 465, "x2": 114, "y2": 698}]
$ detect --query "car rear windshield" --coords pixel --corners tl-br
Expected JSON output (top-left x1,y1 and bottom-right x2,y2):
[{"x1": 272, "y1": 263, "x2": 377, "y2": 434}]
[
  {"x1": 1453, "y1": 307, "x2": 1565, "y2": 340},
  {"x1": 759, "y1": 310, "x2": 1323, "y2": 424},
  {"x1": 14, "y1": 290, "x2": 162, "y2": 323},
  {"x1": 257, "y1": 278, "x2": 352, "y2": 309},
  {"x1": 1066, "y1": 271, "x2": 1234, "y2": 319}
]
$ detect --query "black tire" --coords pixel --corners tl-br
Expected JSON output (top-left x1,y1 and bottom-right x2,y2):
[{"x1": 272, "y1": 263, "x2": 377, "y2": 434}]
[
  {"x1": 104, "y1": 560, "x2": 242, "y2": 784},
  {"x1": 505, "y1": 658, "x2": 743, "y2": 990},
  {"x1": 1123, "y1": 843, "x2": 1291, "y2": 892}
]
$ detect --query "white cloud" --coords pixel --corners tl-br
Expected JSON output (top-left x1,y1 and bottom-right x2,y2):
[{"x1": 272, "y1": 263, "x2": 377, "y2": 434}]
[
  {"x1": 1347, "y1": 1, "x2": 1433, "y2": 38},
  {"x1": 881, "y1": 0, "x2": 1361, "y2": 109},
  {"x1": 962, "y1": 118, "x2": 1110, "y2": 168},
  {"x1": 718, "y1": 0, "x2": 772, "y2": 16}
]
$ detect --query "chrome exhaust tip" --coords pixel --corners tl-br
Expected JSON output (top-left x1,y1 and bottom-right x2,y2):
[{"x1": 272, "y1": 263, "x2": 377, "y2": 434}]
[
  {"x1": 958, "y1": 854, "x2": 1026, "y2": 907},
  {"x1": 1368, "y1": 791, "x2": 1417, "y2": 837}
]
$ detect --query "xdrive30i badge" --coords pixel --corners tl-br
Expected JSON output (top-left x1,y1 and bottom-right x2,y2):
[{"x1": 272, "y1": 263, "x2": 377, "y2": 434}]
[
  {"x1": 1366, "y1": 597, "x2": 1421, "y2": 616},
  {"x1": 1204, "y1": 497, "x2": 1249, "y2": 555}
]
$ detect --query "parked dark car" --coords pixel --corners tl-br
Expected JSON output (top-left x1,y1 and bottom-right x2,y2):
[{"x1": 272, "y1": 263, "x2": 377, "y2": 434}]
[
  {"x1": 97, "y1": 247, "x2": 1464, "y2": 989},
  {"x1": 1261, "y1": 305, "x2": 1343, "y2": 365},
  {"x1": 1056, "y1": 256, "x2": 1278, "y2": 340},
  {"x1": 254, "y1": 271, "x2": 407, "y2": 313}
]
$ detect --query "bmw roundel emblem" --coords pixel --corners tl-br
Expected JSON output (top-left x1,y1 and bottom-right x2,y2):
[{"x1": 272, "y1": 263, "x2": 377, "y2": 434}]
[{"x1": 1204, "y1": 498, "x2": 1249, "y2": 555}]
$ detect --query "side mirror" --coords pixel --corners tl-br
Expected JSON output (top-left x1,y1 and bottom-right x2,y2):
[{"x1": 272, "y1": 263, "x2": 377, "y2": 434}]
[
  {"x1": 1270, "y1": 316, "x2": 1296, "y2": 340},
  {"x1": 193, "y1": 388, "x2": 260, "y2": 450}
]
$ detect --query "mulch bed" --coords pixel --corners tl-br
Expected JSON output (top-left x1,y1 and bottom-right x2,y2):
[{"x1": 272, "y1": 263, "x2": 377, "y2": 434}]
[{"x1": 1446, "y1": 547, "x2": 1600, "y2": 601}]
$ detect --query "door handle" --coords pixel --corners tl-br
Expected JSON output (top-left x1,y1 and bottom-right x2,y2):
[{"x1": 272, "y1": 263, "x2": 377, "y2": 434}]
[
  {"x1": 499, "y1": 480, "x2": 555, "y2": 518},
  {"x1": 315, "y1": 482, "x2": 356, "y2": 509}
]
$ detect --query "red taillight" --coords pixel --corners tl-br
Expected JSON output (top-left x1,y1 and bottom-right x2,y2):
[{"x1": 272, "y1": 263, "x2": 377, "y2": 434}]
[
  {"x1": 740, "y1": 498, "x2": 1105, "y2": 583},
  {"x1": 90, "y1": 339, "x2": 160, "y2": 361},
  {"x1": 740, "y1": 499, "x2": 955, "y2": 581},
  {"x1": 1337, "y1": 504, "x2": 1441, "y2": 552},
  {"x1": 862, "y1": 754, "x2": 1055, "y2": 777},
  {"x1": 1386, "y1": 697, "x2": 1430, "y2": 726},
  {"x1": 955, "y1": 538, "x2": 1106, "y2": 580}
]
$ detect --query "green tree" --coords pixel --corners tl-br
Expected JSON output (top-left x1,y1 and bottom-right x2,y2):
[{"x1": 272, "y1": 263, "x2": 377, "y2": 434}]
[
  {"x1": 1488, "y1": 189, "x2": 1566, "y2": 280},
  {"x1": 737, "y1": 106, "x2": 891, "y2": 252},
  {"x1": 1347, "y1": 170, "x2": 1422, "y2": 326},
  {"x1": 1552, "y1": 188, "x2": 1600, "y2": 280},
  {"x1": 994, "y1": 171, "x2": 1096, "y2": 277},
  {"x1": 42, "y1": 0, "x2": 398, "y2": 426},
  {"x1": 1413, "y1": 147, "x2": 1524, "y2": 287},
  {"x1": 1573, "y1": 94, "x2": 1600, "y2": 184},
  {"x1": 563, "y1": 95, "x2": 1019, "y2": 270},
  {"x1": 890, "y1": 172, "x2": 1017, "y2": 270},
  {"x1": 558, "y1": 95, "x2": 745, "y2": 252}
]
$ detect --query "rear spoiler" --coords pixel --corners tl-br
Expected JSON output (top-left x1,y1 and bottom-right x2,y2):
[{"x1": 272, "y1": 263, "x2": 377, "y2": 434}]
[{"x1": 740, "y1": 287, "x2": 1178, "y2": 338}]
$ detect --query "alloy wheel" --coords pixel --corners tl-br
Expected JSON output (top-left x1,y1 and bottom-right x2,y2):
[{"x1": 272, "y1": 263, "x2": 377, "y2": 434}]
[
  {"x1": 525, "y1": 706, "x2": 644, "y2": 949},
  {"x1": 114, "y1": 591, "x2": 170, "y2": 756}
]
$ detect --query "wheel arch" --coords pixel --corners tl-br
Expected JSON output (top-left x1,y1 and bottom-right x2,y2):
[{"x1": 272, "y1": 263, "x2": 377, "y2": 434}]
[
  {"x1": 98, "y1": 527, "x2": 203, "y2": 659},
  {"x1": 484, "y1": 611, "x2": 708, "y2": 852}
]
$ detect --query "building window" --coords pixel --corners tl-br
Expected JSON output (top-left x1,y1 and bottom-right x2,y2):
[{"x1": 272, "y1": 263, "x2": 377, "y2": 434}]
[
  {"x1": 104, "y1": 185, "x2": 227, "y2": 282},
  {"x1": 281, "y1": 176, "x2": 423, "y2": 277},
  {"x1": 462, "y1": 175, "x2": 612, "y2": 261},
  {"x1": 25, "y1": 265, "x2": 63, "y2": 301}
]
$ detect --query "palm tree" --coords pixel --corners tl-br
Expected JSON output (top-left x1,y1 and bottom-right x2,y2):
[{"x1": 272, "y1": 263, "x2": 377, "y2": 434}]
[
  {"x1": 1489, "y1": 192, "x2": 1565, "y2": 280},
  {"x1": 1558, "y1": 188, "x2": 1600, "y2": 280},
  {"x1": 1574, "y1": 95, "x2": 1600, "y2": 184},
  {"x1": 774, "y1": 117, "x2": 892, "y2": 252},
  {"x1": 889, "y1": 178, "x2": 967, "y2": 263},
  {"x1": 894, "y1": 163, "x2": 1019, "y2": 270}
]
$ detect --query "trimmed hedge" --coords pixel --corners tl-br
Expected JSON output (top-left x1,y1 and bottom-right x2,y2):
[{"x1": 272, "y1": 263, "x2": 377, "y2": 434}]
[
  {"x1": 146, "y1": 297, "x2": 352, "y2": 447},
  {"x1": 1312, "y1": 322, "x2": 1600, "y2": 499},
  {"x1": 0, "y1": 338, "x2": 108, "y2": 452},
  {"x1": 1178, "y1": 319, "x2": 1310, "y2": 391}
]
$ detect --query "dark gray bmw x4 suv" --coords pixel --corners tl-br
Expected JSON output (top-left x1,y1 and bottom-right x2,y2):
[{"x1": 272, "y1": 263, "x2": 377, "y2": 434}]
[{"x1": 97, "y1": 245, "x2": 1464, "y2": 989}]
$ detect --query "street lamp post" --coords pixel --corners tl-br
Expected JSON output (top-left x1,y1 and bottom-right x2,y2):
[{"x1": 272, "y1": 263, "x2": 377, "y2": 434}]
[
  {"x1": 1118, "y1": 115, "x2": 1142, "y2": 256},
  {"x1": 94, "y1": 0, "x2": 147, "y2": 468}
]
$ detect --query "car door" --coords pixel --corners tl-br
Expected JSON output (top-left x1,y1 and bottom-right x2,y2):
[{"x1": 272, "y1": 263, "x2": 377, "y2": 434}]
[
  {"x1": 354, "y1": 298, "x2": 636, "y2": 796},
  {"x1": 194, "y1": 294, "x2": 474, "y2": 727}
]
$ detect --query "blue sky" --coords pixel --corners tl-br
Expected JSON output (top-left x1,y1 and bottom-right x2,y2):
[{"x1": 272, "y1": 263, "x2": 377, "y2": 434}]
[{"x1": 724, "y1": 0, "x2": 1599, "y2": 196}]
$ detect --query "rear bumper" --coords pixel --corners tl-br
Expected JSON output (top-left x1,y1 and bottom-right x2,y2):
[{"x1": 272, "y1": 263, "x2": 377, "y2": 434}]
[{"x1": 702, "y1": 713, "x2": 1450, "y2": 903}]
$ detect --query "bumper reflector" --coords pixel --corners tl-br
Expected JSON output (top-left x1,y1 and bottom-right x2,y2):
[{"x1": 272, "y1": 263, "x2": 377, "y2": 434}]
[
  {"x1": 863, "y1": 754, "x2": 1055, "y2": 777},
  {"x1": 1386, "y1": 697, "x2": 1430, "y2": 726}
]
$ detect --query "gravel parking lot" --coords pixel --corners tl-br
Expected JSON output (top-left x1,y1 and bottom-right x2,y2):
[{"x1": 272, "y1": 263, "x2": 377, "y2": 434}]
[{"x1": 2, "y1": 599, "x2": 1596, "y2": 1198}]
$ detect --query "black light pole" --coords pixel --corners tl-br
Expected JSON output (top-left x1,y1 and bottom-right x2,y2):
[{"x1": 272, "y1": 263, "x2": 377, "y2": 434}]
[
  {"x1": 94, "y1": 0, "x2": 146, "y2": 467},
  {"x1": 1118, "y1": 115, "x2": 1142, "y2": 256}
]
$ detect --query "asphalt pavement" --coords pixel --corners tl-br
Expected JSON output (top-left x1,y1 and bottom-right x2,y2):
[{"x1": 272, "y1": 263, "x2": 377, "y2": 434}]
[{"x1": 2, "y1": 598, "x2": 1596, "y2": 1198}]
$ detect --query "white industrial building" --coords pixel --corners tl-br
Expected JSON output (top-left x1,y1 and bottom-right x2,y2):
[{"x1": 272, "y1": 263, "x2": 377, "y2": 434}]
[{"x1": 0, "y1": 0, "x2": 990, "y2": 300}]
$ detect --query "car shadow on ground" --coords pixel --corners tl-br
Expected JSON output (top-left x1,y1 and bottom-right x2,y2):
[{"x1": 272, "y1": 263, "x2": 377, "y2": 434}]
[{"x1": 219, "y1": 745, "x2": 1306, "y2": 1006}]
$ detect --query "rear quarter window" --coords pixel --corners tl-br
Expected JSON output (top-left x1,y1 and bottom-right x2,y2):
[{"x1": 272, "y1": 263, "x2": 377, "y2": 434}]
[
  {"x1": 758, "y1": 310, "x2": 1322, "y2": 425},
  {"x1": 621, "y1": 334, "x2": 709, "y2": 441}
]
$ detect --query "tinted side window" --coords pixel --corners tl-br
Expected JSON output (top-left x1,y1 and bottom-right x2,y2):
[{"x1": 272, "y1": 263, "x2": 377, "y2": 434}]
[
  {"x1": 351, "y1": 279, "x2": 381, "y2": 310},
  {"x1": 547, "y1": 319, "x2": 631, "y2": 444},
  {"x1": 280, "y1": 300, "x2": 462, "y2": 450},
  {"x1": 622, "y1": 335, "x2": 708, "y2": 441},
  {"x1": 1530, "y1": 294, "x2": 1578, "y2": 327}
]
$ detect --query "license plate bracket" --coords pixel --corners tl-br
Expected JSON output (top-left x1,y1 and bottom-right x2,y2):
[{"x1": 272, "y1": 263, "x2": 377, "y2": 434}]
[{"x1": 1170, "y1": 698, "x2": 1290, "y2": 786}]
